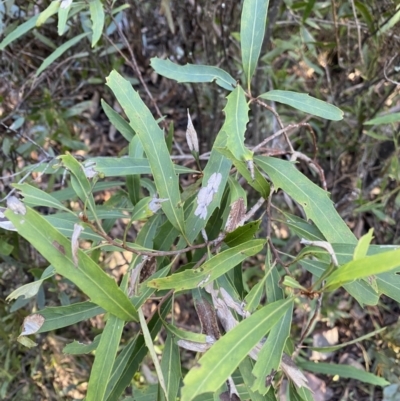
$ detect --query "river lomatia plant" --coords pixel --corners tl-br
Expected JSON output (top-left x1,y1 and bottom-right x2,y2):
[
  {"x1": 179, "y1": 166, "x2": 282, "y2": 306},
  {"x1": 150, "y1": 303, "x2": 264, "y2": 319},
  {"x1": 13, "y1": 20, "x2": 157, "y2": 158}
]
[{"x1": 2, "y1": 1, "x2": 399, "y2": 400}]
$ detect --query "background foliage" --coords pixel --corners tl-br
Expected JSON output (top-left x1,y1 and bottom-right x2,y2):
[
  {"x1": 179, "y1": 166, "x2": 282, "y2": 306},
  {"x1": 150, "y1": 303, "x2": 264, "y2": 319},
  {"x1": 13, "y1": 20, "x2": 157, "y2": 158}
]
[{"x1": 0, "y1": 1, "x2": 399, "y2": 400}]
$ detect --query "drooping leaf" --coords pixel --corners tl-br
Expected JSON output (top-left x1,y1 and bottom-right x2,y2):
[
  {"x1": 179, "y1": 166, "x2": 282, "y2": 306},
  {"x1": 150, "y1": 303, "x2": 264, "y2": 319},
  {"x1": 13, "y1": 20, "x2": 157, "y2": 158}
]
[
  {"x1": 363, "y1": 112, "x2": 400, "y2": 125},
  {"x1": 258, "y1": 90, "x2": 343, "y2": 121},
  {"x1": 148, "y1": 240, "x2": 264, "y2": 291},
  {"x1": 89, "y1": 0, "x2": 105, "y2": 47},
  {"x1": 151, "y1": 57, "x2": 236, "y2": 91},
  {"x1": 300, "y1": 361, "x2": 389, "y2": 386},
  {"x1": 13, "y1": 183, "x2": 71, "y2": 213},
  {"x1": 180, "y1": 298, "x2": 293, "y2": 401},
  {"x1": 240, "y1": 0, "x2": 270, "y2": 88},
  {"x1": 255, "y1": 156, "x2": 356, "y2": 244},
  {"x1": 6, "y1": 207, "x2": 138, "y2": 321},
  {"x1": 36, "y1": 31, "x2": 90, "y2": 76},
  {"x1": 106, "y1": 71, "x2": 186, "y2": 237}
]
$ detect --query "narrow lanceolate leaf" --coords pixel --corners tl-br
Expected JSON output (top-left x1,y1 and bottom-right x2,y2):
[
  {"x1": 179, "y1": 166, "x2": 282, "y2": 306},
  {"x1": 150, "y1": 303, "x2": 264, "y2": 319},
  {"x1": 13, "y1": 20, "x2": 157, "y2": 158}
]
[
  {"x1": 161, "y1": 333, "x2": 181, "y2": 401},
  {"x1": 101, "y1": 99, "x2": 136, "y2": 142},
  {"x1": 106, "y1": 71, "x2": 186, "y2": 237},
  {"x1": 36, "y1": 0, "x2": 61, "y2": 26},
  {"x1": 364, "y1": 112, "x2": 400, "y2": 125},
  {"x1": 180, "y1": 298, "x2": 294, "y2": 401},
  {"x1": 240, "y1": 0, "x2": 270, "y2": 88},
  {"x1": 87, "y1": 157, "x2": 197, "y2": 177},
  {"x1": 59, "y1": 153, "x2": 98, "y2": 223},
  {"x1": 86, "y1": 314, "x2": 124, "y2": 401},
  {"x1": 251, "y1": 306, "x2": 293, "y2": 394},
  {"x1": 147, "y1": 240, "x2": 264, "y2": 291},
  {"x1": 185, "y1": 128, "x2": 232, "y2": 242},
  {"x1": 13, "y1": 183, "x2": 71, "y2": 213},
  {"x1": 5, "y1": 207, "x2": 138, "y2": 322},
  {"x1": 37, "y1": 302, "x2": 104, "y2": 333},
  {"x1": 0, "y1": 15, "x2": 39, "y2": 50},
  {"x1": 300, "y1": 362, "x2": 389, "y2": 386},
  {"x1": 89, "y1": 0, "x2": 105, "y2": 47},
  {"x1": 325, "y1": 248, "x2": 400, "y2": 290},
  {"x1": 223, "y1": 85, "x2": 253, "y2": 162},
  {"x1": 258, "y1": 90, "x2": 343, "y2": 121},
  {"x1": 58, "y1": 0, "x2": 72, "y2": 35},
  {"x1": 36, "y1": 32, "x2": 90, "y2": 76},
  {"x1": 255, "y1": 156, "x2": 356, "y2": 244},
  {"x1": 150, "y1": 58, "x2": 236, "y2": 91}
]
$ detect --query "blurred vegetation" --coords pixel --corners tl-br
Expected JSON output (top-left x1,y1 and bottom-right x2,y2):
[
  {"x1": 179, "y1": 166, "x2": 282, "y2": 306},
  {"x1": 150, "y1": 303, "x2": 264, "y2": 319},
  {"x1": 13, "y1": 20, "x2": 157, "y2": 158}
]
[{"x1": 0, "y1": 0, "x2": 399, "y2": 400}]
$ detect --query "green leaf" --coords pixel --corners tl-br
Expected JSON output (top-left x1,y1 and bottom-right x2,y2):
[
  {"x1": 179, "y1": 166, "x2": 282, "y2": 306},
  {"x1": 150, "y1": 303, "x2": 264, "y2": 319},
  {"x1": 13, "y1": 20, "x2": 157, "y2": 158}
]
[
  {"x1": 160, "y1": 333, "x2": 181, "y2": 401},
  {"x1": 309, "y1": 327, "x2": 386, "y2": 353},
  {"x1": 36, "y1": 1, "x2": 61, "y2": 26},
  {"x1": 150, "y1": 58, "x2": 236, "y2": 91},
  {"x1": 258, "y1": 90, "x2": 343, "y2": 121},
  {"x1": 13, "y1": 183, "x2": 71, "y2": 213},
  {"x1": 180, "y1": 298, "x2": 293, "y2": 401},
  {"x1": 147, "y1": 240, "x2": 265, "y2": 291},
  {"x1": 279, "y1": 211, "x2": 325, "y2": 241},
  {"x1": 87, "y1": 314, "x2": 125, "y2": 401},
  {"x1": 238, "y1": 357, "x2": 269, "y2": 401},
  {"x1": 353, "y1": 228, "x2": 374, "y2": 260},
  {"x1": 164, "y1": 323, "x2": 207, "y2": 344},
  {"x1": 6, "y1": 267, "x2": 55, "y2": 301},
  {"x1": 104, "y1": 299, "x2": 172, "y2": 401},
  {"x1": 185, "y1": 129, "x2": 232, "y2": 242},
  {"x1": 224, "y1": 220, "x2": 261, "y2": 248},
  {"x1": 5, "y1": 207, "x2": 138, "y2": 321},
  {"x1": 251, "y1": 306, "x2": 293, "y2": 394},
  {"x1": 63, "y1": 335, "x2": 101, "y2": 354},
  {"x1": 265, "y1": 247, "x2": 283, "y2": 302},
  {"x1": 325, "y1": 248, "x2": 400, "y2": 290},
  {"x1": 300, "y1": 361, "x2": 389, "y2": 386},
  {"x1": 255, "y1": 156, "x2": 356, "y2": 244},
  {"x1": 58, "y1": 1, "x2": 72, "y2": 35},
  {"x1": 0, "y1": 14, "x2": 39, "y2": 50},
  {"x1": 37, "y1": 302, "x2": 104, "y2": 333},
  {"x1": 223, "y1": 85, "x2": 253, "y2": 162},
  {"x1": 363, "y1": 112, "x2": 400, "y2": 125},
  {"x1": 244, "y1": 273, "x2": 267, "y2": 313},
  {"x1": 106, "y1": 71, "x2": 186, "y2": 237},
  {"x1": 139, "y1": 308, "x2": 168, "y2": 399},
  {"x1": 36, "y1": 31, "x2": 90, "y2": 76},
  {"x1": 282, "y1": 276, "x2": 307, "y2": 291},
  {"x1": 87, "y1": 157, "x2": 197, "y2": 176},
  {"x1": 89, "y1": 0, "x2": 105, "y2": 47},
  {"x1": 217, "y1": 147, "x2": 270, "y2": 198},
  {"x1": 240, "y1": 0, "x2": 269, "y2": 88},
  {"x1": 101, "y1": 99, "x2": 136, "y2": 142}
]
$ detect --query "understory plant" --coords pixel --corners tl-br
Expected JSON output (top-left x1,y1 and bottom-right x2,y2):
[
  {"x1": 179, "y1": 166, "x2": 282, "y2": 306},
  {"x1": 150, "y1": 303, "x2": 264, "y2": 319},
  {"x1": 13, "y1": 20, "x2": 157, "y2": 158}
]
[{"x1": 1, "y1": 1, "x2": 400, "y2": 400}]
